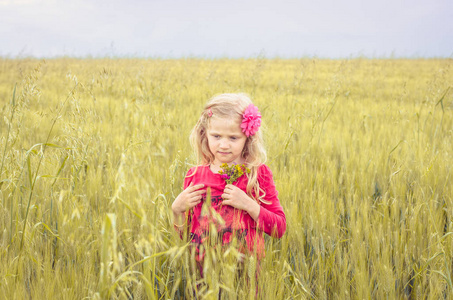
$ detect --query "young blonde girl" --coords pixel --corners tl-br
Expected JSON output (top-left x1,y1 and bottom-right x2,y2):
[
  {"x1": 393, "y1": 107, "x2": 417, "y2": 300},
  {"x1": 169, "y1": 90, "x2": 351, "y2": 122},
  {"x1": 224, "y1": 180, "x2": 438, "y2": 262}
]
[{"x1": 171, "y1": 93, "x2": 286, "y2": 272}]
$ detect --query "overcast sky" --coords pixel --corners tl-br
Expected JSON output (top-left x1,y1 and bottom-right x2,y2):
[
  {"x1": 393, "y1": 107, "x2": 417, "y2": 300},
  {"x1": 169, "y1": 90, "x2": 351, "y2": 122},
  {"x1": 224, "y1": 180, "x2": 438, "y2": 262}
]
[{"x1": 1, "y1": 0, "x2": 452, "y2": 58}]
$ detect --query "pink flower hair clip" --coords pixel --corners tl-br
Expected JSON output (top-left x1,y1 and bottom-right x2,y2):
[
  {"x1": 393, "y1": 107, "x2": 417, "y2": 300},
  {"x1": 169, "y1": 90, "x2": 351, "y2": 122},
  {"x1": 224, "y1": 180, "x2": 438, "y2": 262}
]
[
  {"x1": 241, "y1": 104, "x2": 261, "y2": 137},
  {"x1": 207, "y1": 108, "x2": 213, "y2": 117}
]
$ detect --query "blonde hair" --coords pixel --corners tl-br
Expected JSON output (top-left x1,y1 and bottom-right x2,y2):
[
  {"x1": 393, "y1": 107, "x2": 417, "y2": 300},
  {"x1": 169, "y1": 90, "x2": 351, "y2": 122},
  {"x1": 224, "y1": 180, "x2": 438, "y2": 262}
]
[{"x1": 189, "y1": 93, "x2": 268, "y2": 203}]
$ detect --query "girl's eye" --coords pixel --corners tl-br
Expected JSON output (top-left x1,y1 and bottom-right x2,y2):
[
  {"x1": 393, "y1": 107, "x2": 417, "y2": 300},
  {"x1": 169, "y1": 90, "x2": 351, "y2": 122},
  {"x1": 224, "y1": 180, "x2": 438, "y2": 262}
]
[{"x1": 230, "y1": 137, "x2": 237, "y2": 140}]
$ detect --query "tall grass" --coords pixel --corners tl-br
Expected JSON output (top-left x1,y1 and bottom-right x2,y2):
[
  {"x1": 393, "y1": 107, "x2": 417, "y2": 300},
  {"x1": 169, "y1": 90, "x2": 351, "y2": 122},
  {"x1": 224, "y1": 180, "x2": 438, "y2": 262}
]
[{"x1": 0, "y1": 58, "x2": 452, "y2": 299}]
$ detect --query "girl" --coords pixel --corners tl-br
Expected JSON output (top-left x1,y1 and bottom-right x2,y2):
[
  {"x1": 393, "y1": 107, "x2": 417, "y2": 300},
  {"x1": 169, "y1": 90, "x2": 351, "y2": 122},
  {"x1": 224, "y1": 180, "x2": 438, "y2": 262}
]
[{"x1": 171, "y1": 93, "x2": 286, "y2": 274}]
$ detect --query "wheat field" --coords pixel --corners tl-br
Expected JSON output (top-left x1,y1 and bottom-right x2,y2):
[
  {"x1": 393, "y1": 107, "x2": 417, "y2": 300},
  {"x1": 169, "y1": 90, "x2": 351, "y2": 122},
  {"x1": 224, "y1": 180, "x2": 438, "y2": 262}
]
[{"x1": 0, "y1": 58, "x2": 452, "y2": 299}]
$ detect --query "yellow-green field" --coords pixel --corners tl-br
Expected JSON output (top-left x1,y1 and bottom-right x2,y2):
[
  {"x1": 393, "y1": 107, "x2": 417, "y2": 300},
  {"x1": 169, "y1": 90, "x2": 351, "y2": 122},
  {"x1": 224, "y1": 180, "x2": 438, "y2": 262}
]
[{"x1": 0, "y1": 58, "x2": 452, "y2": 299}]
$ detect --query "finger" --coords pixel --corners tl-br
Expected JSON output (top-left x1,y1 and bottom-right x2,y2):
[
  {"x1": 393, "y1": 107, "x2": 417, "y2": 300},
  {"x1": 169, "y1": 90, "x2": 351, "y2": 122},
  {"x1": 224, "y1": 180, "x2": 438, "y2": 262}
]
[
  {"x1": 190, "y1": 197, "x2": 202, "y2": 203},
  {"x1": 185, "y1": 183, "x2": 202, "y2": 194},
  {"x1": 183, "y1": 183, "x2": 193, "y2": 193},
  {"x1": 190, "y1": 194, "x2": 203, "y2": 202},
  {"x1": 188, "y1": 191, "x2": 205, "y2": 200},
  {"x1": 188, "y1": 200, "x2": 201, "y2": 208},
  {"x1": 192, "y1": 184, "x2": 205, "y2": 190},
  {"x1": 194, "y1": 191, "x2": 205, "y2": 199},
  {"x1": 185, "y1": 182, "x2": 195, "y2": 191},
  {"x1": 226, "y1": 185, "x2": 235, "y2": 191},
  {"x1": 193, "y1": 189, "x2": 206, "y2": 196}
]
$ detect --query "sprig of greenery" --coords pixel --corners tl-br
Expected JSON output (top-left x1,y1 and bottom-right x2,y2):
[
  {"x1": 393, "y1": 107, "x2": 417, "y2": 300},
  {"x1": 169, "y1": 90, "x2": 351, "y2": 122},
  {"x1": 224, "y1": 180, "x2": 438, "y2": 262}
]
[{"x1": 218, "y1": 163, "x2": 250, "y2": 184}]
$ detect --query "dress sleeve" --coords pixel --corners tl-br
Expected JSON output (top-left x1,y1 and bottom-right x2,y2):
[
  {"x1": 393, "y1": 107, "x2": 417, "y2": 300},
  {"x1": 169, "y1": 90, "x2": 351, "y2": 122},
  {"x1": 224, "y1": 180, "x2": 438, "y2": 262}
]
[{"x1": 253, "y1": 165, "x2": 286, "y2": 238}]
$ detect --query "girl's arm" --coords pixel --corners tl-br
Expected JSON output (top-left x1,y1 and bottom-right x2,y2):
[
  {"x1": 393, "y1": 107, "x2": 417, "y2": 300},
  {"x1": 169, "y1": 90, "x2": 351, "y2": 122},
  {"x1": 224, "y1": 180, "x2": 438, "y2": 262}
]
[
  {"x1": 172, "y1": 168, "x2": 205, "y2": 229},
  {"x1": 222, "y1": 165, "x2": 286, "y2": 238},
  {"x1": 253, "y1": 165, "x2": 286, "y2": 238}
]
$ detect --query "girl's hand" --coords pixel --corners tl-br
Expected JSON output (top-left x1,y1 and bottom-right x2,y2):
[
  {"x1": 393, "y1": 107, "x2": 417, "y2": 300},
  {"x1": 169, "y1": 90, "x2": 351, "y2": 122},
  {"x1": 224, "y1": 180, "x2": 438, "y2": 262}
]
[
  {"x1": 222, "y1": 184, "x2": 260, "y2": 220},
  {"x1": 172, "y1": 183, "x2": 205, "y2": 215}
]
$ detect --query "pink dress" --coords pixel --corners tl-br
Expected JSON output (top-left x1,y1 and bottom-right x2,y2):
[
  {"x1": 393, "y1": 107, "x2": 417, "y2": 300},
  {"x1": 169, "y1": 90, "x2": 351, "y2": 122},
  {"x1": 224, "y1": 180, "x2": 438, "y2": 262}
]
[{"x1": 178, "y1": 164, "x2": 286, "y2": 261}]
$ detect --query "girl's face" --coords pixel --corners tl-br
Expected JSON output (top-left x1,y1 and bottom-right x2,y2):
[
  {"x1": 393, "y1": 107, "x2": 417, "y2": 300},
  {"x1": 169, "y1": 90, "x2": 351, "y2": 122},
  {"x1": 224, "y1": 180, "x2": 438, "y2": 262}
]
[{"x1": 207, "y1": 116, "x2": 247, "y2": 166}]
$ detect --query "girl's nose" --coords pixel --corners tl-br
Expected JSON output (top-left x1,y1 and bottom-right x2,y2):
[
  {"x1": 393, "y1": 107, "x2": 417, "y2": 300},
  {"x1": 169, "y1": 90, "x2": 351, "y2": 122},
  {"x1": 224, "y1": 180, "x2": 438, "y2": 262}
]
[{"x1": 219, "y1": 139, "x2": 228, "y2": 148}]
